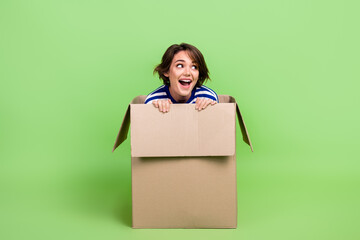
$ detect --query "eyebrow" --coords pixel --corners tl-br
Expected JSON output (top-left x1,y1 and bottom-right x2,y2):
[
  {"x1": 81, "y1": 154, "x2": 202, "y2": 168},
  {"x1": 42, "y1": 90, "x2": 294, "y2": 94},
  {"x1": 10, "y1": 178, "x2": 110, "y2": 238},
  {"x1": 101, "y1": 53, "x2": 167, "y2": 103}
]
[{"x1": 174, "y1": 59, "x2": 197, "y2": 63}]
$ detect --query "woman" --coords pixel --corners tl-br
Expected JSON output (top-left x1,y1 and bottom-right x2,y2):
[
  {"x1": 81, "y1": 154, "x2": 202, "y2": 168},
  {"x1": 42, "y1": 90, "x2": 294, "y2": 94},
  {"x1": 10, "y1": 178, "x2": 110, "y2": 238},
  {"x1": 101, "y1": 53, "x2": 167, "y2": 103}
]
[{"x1": 145, "y1": 43, "x2": 218, "y2": 113}]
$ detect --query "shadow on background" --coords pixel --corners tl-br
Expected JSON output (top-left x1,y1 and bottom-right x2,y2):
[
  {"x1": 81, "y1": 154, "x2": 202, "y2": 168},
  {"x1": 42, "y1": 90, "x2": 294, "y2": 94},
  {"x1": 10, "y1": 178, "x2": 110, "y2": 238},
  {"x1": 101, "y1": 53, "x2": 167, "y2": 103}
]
[
  {"x1": 114, "y1": 188, "x2": 132, "y2": 227},
  {"x1": 63, "y1": 162, "x2": 132, "y2": 227}
]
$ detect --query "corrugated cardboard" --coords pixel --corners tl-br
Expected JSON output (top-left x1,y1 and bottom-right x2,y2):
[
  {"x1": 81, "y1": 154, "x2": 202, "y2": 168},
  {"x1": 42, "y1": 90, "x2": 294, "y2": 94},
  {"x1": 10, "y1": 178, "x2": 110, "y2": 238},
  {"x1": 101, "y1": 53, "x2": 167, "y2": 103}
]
[{"x1": 113, "y1": 95, "x2": 252, "y2": 228}]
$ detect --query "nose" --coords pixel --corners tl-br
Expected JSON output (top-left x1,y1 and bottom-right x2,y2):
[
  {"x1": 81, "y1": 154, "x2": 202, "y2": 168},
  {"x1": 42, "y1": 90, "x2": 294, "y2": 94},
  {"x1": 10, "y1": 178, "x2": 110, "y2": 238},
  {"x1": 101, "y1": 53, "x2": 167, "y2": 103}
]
[{"x1": 184, "y1": 66, "x2": 191, "y2": 76}]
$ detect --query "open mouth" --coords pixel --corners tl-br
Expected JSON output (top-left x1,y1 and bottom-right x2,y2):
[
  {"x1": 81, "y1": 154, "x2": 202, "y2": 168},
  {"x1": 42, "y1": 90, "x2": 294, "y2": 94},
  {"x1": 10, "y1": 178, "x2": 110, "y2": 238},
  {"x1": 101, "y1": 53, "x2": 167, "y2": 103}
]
[{"x1": 179, "y1": 79, "x2": 192, "y2": 87}]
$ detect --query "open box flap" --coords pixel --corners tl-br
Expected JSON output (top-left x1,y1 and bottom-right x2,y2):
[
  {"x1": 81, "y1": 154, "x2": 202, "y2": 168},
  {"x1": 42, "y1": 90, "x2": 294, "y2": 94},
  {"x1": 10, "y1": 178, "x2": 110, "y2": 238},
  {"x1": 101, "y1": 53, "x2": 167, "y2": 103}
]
[
  {"x1": 112, "y1": 96, "x2": 146, "y2": 152},
  {"x1": 113, "y1": 95, "x2": 253, "y2": 153},
  {"x1": 219, "y1": 95, "x2": 253, "y2": 152}
]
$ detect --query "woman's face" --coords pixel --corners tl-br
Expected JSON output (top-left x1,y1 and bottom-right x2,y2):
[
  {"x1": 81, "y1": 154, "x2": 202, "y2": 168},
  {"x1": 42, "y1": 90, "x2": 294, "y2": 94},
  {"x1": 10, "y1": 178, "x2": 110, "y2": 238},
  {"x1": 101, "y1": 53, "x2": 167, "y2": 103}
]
[{"x1": 164, "y1": 50, "x2": 199, "y2": 103}]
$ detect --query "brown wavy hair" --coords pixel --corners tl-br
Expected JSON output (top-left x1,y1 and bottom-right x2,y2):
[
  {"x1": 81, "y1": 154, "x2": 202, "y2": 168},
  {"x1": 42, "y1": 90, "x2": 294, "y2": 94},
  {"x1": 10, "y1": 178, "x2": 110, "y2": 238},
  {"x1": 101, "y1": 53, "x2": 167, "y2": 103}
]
[{"x1": 154, "y1": 43, "x2": 210, "y2": 87}]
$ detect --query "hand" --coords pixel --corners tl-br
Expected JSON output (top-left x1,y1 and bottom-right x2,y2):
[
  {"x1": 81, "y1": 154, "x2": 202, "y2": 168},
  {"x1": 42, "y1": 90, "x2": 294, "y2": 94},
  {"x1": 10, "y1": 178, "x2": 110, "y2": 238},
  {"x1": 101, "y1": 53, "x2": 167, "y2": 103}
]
[
  {"x1": 195, "y1": 98, "x2": 217, "y2": 111},
  {"x1": 152, "y1": 99, "x2": 172, "y2": 113}
]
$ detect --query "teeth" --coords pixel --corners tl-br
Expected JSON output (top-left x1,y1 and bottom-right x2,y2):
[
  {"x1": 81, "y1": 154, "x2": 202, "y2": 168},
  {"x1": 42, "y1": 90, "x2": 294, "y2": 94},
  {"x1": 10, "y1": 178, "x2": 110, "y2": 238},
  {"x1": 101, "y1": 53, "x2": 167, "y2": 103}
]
[{"x1": 180, "y1": 80, "x2": 191, "y2": 82}]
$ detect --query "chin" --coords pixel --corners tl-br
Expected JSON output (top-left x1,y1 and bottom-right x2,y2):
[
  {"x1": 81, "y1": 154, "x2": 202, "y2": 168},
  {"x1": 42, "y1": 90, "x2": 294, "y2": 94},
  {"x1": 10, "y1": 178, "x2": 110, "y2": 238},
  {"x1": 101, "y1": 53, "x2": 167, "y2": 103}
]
[{"x1": 179, "y1": 89, "x2": 192, "y2": 97}]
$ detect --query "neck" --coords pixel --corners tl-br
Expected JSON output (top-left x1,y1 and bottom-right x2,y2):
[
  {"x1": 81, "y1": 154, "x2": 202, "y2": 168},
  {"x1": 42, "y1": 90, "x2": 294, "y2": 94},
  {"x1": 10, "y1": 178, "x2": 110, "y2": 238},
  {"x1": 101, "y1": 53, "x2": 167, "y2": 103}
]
[{"x1": 169, "y1": 87, "x2": 190, "y2": 103}]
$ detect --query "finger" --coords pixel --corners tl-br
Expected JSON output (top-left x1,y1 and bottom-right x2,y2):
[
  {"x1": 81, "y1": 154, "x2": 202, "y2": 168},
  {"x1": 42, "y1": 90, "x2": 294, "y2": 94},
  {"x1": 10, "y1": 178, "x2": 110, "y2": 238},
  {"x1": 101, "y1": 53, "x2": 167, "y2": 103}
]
[
  {"x1": 164, "y1": 101, "x2": 169, "y2": 112},
  {"x1": 199, "y1": 99, "x2": 215, "y2": 111},
  {"x1": 199, "y1": 98, "x2": 211, "y2": 110},
  {"x1": 158, "y1": 100, "x2": 164, "y2": 112},
  {"x1": 161, "y1": 100, "x2": 168, "y2": 113},
  {"x1": 152, "y1": 100, "x2": 159, "y2": 108},
  {"x1": 195, "y1": 98, "x2": 204, "y2": 110},
  {"x1": 167, "y1": 99, "x2": 172, "y2": 112},
  {"x1": 194, "y1": 98, "x2": 198, "y2": 109}
]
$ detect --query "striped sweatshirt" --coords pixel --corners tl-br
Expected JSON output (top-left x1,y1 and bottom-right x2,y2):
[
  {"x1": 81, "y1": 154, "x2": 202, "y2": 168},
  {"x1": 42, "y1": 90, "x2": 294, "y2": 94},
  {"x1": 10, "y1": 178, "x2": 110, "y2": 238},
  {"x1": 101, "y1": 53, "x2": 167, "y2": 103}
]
[{"x1": 144, "y1": 85, "x2": 219, "y2": 104}]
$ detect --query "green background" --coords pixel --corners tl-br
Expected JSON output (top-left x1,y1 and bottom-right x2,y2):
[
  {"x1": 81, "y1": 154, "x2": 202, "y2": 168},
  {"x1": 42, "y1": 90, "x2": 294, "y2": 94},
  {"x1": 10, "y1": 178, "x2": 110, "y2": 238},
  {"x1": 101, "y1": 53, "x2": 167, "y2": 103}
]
[{"x1": 1, "y1": 0, "x2": 359, "y2": 239}]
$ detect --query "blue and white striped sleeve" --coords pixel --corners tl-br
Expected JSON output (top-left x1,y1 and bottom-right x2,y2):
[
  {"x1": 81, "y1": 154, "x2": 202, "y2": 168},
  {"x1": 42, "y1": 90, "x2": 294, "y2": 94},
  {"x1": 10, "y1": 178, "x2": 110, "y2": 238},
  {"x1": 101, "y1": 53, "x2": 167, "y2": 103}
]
[
  {"x1": 191, "y1": 86, "x2": 219, "y2": 103},
  {"x1": 144, "y1": 86, "x2": 169, "y2": 104}
]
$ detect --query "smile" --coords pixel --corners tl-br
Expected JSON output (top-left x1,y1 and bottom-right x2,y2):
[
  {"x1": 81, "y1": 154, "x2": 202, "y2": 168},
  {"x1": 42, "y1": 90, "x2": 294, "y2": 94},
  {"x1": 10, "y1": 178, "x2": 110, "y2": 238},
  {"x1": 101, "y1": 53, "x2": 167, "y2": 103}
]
[{"x1": 179, "y1": 79, "x2": 192, "y2": 87}]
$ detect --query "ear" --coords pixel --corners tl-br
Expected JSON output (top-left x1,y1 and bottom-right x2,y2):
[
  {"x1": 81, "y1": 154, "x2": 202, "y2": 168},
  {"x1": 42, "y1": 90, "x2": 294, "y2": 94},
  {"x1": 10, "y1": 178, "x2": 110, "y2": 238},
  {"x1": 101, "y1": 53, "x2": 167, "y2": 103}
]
[{"x1": 164, "y1": 72, "x2": 169, "y2": 77}]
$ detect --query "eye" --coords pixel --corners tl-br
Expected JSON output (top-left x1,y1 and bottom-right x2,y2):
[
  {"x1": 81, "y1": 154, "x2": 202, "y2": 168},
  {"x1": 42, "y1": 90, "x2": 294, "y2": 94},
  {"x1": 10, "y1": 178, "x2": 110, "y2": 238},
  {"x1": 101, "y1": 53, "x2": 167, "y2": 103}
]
[
  {"x1": 176, "y1": 64, "x2": 183, "y2": 68},
  {"x1": 192, "y1": 65, "x2": 198, "y2": 70}
]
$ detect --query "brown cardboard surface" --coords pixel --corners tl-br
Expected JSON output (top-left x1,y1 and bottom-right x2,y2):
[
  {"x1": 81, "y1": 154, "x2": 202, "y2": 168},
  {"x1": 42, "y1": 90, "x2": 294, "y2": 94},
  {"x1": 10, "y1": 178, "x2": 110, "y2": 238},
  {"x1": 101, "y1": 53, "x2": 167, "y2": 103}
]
[
  {"x1": 113, "y1": 95, "x2": 252, "y2": 228},
  {"x1": 132, "y1": 156, "x2": 237, "y2": 228},
  {"x1": 130, "y1": 104, "x2": 236, "y2": 157},
  {"x1": 113, "y1": 95, "x2": 253, "y2": 152}
]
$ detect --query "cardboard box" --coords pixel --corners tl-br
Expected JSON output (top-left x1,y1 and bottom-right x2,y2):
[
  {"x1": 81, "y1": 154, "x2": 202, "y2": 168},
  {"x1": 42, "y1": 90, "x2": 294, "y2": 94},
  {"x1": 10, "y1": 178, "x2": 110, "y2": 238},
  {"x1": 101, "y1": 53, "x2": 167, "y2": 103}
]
[{"x1": 113, "y1": 95, "x2": 252, "y2": 228}]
